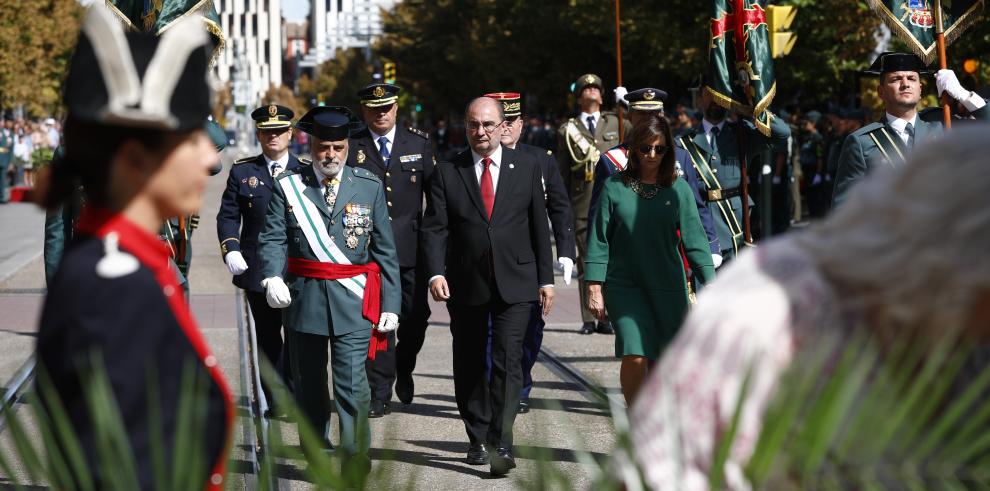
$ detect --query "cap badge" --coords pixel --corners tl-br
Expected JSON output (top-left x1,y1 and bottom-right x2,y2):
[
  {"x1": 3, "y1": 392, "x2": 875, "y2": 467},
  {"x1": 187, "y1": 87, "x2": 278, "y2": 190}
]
[
  {"x1": 268, "y1": 104, "x2": 278, "y2": 117},
  {"x1": 357, "y1": 149, "x2": 366, "y2": 164},
  {"x1": 585, "y1": 75, "x2": 595, "y2": 84},
  {"x1": 373, "y1": 86, "x2": 386, "y2": 98},
  {"x1": 644, "y1": 91, "x2": 655, "y2": 100}
]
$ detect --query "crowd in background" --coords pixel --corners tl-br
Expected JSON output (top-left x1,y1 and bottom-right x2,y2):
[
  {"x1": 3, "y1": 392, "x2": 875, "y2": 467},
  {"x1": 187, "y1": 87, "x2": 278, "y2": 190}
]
[{"x1": 2, "y1": 117, "x2": 61, "y2": 189}]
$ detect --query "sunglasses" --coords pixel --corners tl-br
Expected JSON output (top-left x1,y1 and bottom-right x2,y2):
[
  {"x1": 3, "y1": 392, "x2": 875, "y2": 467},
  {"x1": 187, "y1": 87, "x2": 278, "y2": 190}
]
[{"x1": 637, "y1": 145, "x2": 669, "y2": 155}]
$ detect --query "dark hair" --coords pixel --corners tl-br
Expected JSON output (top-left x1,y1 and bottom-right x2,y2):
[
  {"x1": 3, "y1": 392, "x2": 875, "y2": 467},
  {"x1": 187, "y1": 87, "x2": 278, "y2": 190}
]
[
  {"x1": 43, "y1": 116, "x2": 171, "y2": 210},
  {"x1": 625, "y1": 115, "x2": 676, "y2": 187}
]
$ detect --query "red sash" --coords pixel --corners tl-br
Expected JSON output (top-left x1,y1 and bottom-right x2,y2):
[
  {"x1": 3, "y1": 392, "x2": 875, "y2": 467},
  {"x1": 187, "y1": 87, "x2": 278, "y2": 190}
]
[{"x1": 286, "y1": 257, "x2": 388, "y2": 360}]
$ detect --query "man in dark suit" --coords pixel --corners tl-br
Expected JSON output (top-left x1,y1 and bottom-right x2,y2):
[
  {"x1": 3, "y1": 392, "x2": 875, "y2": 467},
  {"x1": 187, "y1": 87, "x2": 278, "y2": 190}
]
[
  {"x1": 421, "y1": 97, "x2": 555, "y2": 476},
  {"x1": 347, "y1": 82, "x2": 435, "y2": 416},
  {"x1": 217, "y1": 103, "x2": 302, "y2": 410},
  {"x1": 485, "y1": 91, "x2": 574, "y2": 414}
]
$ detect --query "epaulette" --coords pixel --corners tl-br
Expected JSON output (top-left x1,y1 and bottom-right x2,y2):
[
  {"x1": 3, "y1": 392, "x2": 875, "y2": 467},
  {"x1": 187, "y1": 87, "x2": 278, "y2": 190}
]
[
  {"x1": 853, "y1": 122, "x2": 885, "y2": 137},
  {"x1": 352, "y1": 166, "x2": 381, "y2": 182},
  {"x1": 298, "y1": 157, "x2": 312, "y2": 166},
  {"x1": 234, "y1": 156, "x2": 254, "y2": 164},
  {"x1": 274, "y1": 166, "x2": 304, "y2": 181},
  {"x1": 408, "y1": 127, "x2": 429, "y2": 139}
]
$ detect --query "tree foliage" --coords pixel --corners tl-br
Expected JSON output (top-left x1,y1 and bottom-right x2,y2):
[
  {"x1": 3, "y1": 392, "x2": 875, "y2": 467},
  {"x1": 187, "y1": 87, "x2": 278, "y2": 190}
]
[
  {"x1": 0, "y1": 0, "x2": 83, "y2": 117},
  {"x1": 296, "y1": 48, "x2": 375, "y2": 111}
]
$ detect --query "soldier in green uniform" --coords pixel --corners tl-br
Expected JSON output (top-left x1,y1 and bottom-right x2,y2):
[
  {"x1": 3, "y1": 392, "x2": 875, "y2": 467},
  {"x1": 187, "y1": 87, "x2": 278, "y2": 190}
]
[
  {"x1": 676, "y1": 78, "x2": 790, "y2": 260},
  {"x1": 257, "y1": 106, "x2": 400, "y2": 475},
  {"x1": 557, "y1": 73, "x2": 622, "y2": 335},
  {"x1": 0, "y1": 119, "x2": 13, "y2": 203},
  {"x1": 832, "y1": 52, "x2": 989, "y2": 207}
]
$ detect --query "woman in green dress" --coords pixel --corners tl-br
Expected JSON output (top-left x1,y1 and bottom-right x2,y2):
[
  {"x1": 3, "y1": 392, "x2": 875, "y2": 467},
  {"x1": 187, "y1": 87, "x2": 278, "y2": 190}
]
[{"x1": 585, "y1": 115, "x2": 715, "y2": 404}]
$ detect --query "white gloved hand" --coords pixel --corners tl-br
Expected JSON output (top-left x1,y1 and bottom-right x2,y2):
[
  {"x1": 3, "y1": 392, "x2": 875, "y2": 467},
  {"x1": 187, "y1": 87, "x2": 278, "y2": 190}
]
[
  {"x1": 613, "y1": 86, "x2": 628, "y2": 106},
  {"x1": 712, "y1": 254, "x2": 724, "y2": 269},
  {"x1": 557, "y1": 257, "x2": 574, "y2": 286},
  {"x1": 261, "y1": 277, "x2": 292, "y2": 308},
  {"x1": 376, "y1": 312, "x2": 399, "y2": 333},
  {"x1": 936, "y1": 69, "x2": 971, "y2": 102},
  {"x1": 224, "y1": 251, "x2": 248, "y2": 275},
  {"x1": 811, "y1": 173, "x2": 822, "y2": 187}
]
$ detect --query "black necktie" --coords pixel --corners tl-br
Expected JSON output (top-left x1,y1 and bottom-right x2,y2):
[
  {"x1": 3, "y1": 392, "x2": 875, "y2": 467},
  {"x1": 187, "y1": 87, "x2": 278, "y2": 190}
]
[
  {"x1": 710, "y1": 126, "x2": 720, "y2": 155},
  {"x1": 586, "y1": 115, "x2": 596, "y2": 135},
  {"x1": 905, "y1": 122, "x2": 915, "y2": 148}
]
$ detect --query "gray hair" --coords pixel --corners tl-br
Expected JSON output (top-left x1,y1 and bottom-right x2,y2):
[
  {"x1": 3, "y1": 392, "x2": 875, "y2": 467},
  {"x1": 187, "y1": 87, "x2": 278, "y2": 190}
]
[{"x1": 794, "y1": 125, "x2": 990, "y2": 337}]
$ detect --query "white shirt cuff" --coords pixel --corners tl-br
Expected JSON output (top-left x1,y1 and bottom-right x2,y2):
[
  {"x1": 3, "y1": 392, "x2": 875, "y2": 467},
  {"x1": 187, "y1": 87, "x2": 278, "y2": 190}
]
[
  {"x1": 962, "y1": 92, "x2": 986, "y2": 113},
  {"x1": 540, "y1": 284, "x2": 554, "y2": 289},
  {"x1": 429, "y1": 275, "x2": 444, "y2": 286}
]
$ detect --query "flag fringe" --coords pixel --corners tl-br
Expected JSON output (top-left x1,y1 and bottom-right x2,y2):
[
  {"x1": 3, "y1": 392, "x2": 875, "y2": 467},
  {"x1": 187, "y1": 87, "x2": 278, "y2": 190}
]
[{"x1": 866, "y1": 0, "x2": 984, "y2": 66}]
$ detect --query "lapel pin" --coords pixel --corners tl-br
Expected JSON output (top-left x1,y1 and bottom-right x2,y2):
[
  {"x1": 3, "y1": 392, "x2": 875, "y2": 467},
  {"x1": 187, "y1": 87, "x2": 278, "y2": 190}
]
[{"x1": 509, "y1": 163, "x2": 514, "y2": 169}]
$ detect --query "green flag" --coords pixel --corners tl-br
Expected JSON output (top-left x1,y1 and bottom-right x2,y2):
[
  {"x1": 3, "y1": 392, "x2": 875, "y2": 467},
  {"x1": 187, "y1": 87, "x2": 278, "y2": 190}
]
[
  {"x1": 706, "y1": 0, "x2": 777, "y2": 137},
  {"x1": 105, "y1": 0, "x2": 225, "y2": 63},
  {"x1": 867, "y1": 0, "x2": 983, "y2": 65}
]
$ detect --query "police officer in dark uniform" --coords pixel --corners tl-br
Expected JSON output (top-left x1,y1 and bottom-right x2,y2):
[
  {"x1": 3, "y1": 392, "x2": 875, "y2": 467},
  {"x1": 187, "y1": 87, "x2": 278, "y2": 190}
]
[
  {"x1": 346, "y1": 83, "x2": 434, "y2": 415},
  {"x1": 217, "y1": 103, "x2": 302, "y2": 409},
  {"x1": 485, "y1": 91, "x2": 575, "y2": 414}
]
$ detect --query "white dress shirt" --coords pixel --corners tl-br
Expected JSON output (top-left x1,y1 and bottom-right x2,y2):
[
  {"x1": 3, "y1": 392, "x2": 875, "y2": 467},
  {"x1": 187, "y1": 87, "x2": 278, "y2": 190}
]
[
  {"x1": 263, "y1": 152, "x2": 290, "y2": 176},
  {"x1": 885, "y1": 113, "x2": 918, "y2": 146},
  {"x1": 369, "y1": 125, "x2": 398, "y2": 158},
  {"x1": 471, "y1": 144, "x2": 504, "y2": 192},
  {"x1": 579, "y1": 111, "x2": 601, "y2": 133},
  {"x1": 702, "y1": 119, "x2": 726, "y2": 147}
]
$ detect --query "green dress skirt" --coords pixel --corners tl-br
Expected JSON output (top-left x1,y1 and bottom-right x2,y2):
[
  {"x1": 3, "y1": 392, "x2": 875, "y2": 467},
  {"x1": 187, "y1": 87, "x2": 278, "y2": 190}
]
[{"x1": 584, "y1": 173, "x2": 716, "y2": 360}]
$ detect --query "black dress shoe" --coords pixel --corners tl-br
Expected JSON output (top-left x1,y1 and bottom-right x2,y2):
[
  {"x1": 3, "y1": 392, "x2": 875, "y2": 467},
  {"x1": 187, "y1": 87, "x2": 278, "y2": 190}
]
[
  {"x1": 596, "y1": 321, "x2": 615, "y2": 335},
  {"x1": 579, "y1": 321, "x2": 595, "y2": 335},
  {"x1": 465, "y1": 443, "x2": 490, "y2": 465},
  {"x1": 369, "y1": 400, "x2": 391, "y2": 418},
  {"x1": 490, "y1": 448, "x2": 516, "y2": 476},
  {"x1": 395, "y1": 372, "x2": 414, "y2": 404},
  {"x1": 517, "y1": 400, "x2": 530, "y2": 414}
]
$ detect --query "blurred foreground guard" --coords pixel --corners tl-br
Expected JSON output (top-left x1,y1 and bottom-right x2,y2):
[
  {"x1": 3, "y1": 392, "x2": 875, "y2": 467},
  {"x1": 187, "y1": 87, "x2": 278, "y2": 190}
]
[
  {"x1": 35, "y1": 7, "x2": 232, "y2": 490},
  {"x1": 617, "y1": 126, "x2": 990, "y2": 490},
  {"x1": 256, "y1": 106, "x2": 400, "y2": 474}
]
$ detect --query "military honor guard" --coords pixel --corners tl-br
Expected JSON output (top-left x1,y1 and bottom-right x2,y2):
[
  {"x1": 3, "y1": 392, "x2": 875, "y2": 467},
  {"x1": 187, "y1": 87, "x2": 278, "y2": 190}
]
[
  {"x1": 557, "y1": 73, "x2": 623, "y2": 335},
  {"x1": 347, "y1": 82, "x2": 434, "y2": 415},
  {"x1": 832, "y1": 52, "x2": 988, "y2": 207},
  {"x1": 676, "y1": 77, "x2": 791, "y2": 260},
  {"x1": 256, "y1": 105, "x2": 401, "y2": 472},
  {"x1": 216, "y1": 102, "x2": 302, "y2": 408},
  {"x1": 485, "y1": 91, "x2": 575, "y2": 414},
  {"x1": 422, "y1": 97, "x2": 555, "y2": 476},
  {"x1": 589, "y1": 87, "x2": 721, "y2": 267},
  {"x1": 37, "y1": 8, "x2": 232, "y2": 488}
]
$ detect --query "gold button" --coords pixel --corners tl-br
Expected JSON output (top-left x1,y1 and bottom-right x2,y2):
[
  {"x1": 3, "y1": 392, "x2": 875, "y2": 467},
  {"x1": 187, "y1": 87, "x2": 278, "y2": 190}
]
[
  {"x1": 713, "y1": 168, "x2": 719, "y2": 174},
  {"x1": 330, "y1": 236, "x2": 335, "y2": 241},
  {"x1": 386, "y1": 187, "x2": 392, "y2": 192},
  {"x1": 387, "y1": 201, "x2": 393, "y2": 207},
  {"x1": 330, "y1": 220, "x2": 335, "y2": 225},
  {"x1": 385, "y1": 172, "x2": 391, "y2": 177},
  {"x1": 389, "y1": 216, "x2": 393, "y2": 221}
]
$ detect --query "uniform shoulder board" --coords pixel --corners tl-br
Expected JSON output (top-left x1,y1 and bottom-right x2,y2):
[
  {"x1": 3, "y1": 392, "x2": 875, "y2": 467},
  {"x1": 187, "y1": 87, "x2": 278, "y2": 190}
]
[
  {"x1": 298, "y1": 157, "x2": 312, "y2": 166},
  {"x1": 408, "y1": 127, "x2": 429, "y2": 139},
  {"x1": 856, "y1": 122, "x2": 885, "y2": 137},
  {"x1": 234, "y1": 156, "x2": 254, "y2": 164},
  {"x1": 353, "y1": 166, "x2": 381, "y2": 182}
]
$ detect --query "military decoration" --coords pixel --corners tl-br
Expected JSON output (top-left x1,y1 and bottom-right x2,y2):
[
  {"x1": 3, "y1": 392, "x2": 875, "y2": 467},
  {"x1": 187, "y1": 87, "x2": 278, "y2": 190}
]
[
  {"x1": 357, "y1": 149, "x2": 366, "y2": 164},
  {"x1": 248, "y1": 176, "x2": 259, "y2": 188},
  {"x1": 342, "y1": 203, "x2": 373, "y2": 250}
]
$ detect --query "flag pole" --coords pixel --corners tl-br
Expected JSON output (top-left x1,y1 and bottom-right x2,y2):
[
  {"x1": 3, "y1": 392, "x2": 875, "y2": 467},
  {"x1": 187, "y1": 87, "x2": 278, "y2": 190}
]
[
  {"x1": 935, "y1": 0, "x2": 952, "y2": 129},
  {"x1": 615, "y1": 0, "x2": 624, "y2": 137}
]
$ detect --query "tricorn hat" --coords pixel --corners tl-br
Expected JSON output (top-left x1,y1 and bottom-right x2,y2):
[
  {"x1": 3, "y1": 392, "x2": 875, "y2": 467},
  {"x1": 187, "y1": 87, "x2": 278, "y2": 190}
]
[
  {"x1": 295, "y1": 106, "x2": 361, "y2": 141},
  {"x1": 862, "y1": 52, "x2": 932, "y2": 76},
  {"x1": 64, "y1": 5, "x2": 212, "y2": 131}
]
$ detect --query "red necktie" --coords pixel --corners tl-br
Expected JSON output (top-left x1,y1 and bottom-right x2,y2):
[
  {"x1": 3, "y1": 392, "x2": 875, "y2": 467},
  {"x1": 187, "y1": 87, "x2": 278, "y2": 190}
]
[{"x1": 480, "y1": 157, "x2": 495, "y2": 218}]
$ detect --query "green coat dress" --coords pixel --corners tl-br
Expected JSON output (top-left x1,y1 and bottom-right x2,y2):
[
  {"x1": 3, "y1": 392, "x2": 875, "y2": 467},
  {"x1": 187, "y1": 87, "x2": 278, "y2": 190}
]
[{"x1": 585, "y1": 173, "x2": 716, "y2": 360}]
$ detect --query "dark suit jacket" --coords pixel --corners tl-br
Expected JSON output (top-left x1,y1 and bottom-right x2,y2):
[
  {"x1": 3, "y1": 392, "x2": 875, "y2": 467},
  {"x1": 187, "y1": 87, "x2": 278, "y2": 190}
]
[
  {"x1": 347, "y1": 126, "x2": 435, "y2": 268},
  {"x1": 421, "y1": 147, "x2": 554, "y2": 306},
  {"x1": 216, "y1": 153, "x2": 302, "y2": 291},
  {"x1": 515, "y1": 143, "x2": 576, "y2": 260}
]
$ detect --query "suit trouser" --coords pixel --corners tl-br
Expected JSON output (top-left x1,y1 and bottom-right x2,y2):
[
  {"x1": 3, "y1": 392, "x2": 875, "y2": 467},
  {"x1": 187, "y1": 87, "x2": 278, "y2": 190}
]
[
  {"x1": 571, "y1": 179, "x2": 596, "y2": 323},
  {"x1": 246, "y1": 291, "x2": 292, "y2": 403},
  {"x1": 366, "y1": 266, "x2": 431, "y2": 401},
  {"x1": 287, "y1": 328, "x2": 372, "y2": 456},
  {"x1": 450, "y1": 296, "x2": 529, "y2": 449},
  {"x1": 485, "y1": 303, "x2": 544, "y2": 400}
]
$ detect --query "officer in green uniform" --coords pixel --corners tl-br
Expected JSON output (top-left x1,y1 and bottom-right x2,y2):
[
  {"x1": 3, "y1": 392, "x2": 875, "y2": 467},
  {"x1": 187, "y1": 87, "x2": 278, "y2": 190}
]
[
  {"x1": 257, "y1": 105, "x2": 400, "y2": 475},
  {"x1": 557, "y1": 73, "x2": 622, "y2": 335},
  {"x1": 0, "y1": 119, "x2": 13, "y2": 203},
  {"x1": 676, "y1": 77, "x2": 790, "y2": 259},
  {"x1": 832, "y1": 52, "x2": 989, "y2": 207}
]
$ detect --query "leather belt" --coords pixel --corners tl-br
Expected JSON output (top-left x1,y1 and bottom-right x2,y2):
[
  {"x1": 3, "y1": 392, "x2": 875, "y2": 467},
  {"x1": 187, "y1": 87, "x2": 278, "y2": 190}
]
[{"x1": 705, "y1": 186, "x2": 741, "y2": 202}]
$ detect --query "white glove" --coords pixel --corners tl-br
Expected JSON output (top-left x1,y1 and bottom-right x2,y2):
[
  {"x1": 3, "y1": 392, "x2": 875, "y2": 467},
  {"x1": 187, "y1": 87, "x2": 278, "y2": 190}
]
[
  {"x1": 376, "y1": 312, "x2": 399, "y2": 333},
  {"x1": 712, "y1": 254, "x2": 724, "y2": 269},
  {"x1": 557, "y1": 257, "x2": 574, "y2": 286},
  {"x1": 811, "y1": 173, "x2": 822, "y2": 187},
  {"x1": 225, "y1": 251, "x2": 248, "y2": 275},
  {"x1": 613, "y1": 86, "x2": 628, "y2": 106},
  {"x1": 936, "y1": 69, "x2": 970, "y2": 101},
  {"x1": 261, "y1": 277, "x2": 292, "y2": 308}
]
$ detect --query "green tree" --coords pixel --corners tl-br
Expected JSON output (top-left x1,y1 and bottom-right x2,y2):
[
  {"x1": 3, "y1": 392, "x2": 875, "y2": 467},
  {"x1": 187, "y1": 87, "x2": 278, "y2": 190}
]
[
  {"x1": 296, "y1": 48, "x2": 375, "y2": 111},
  {"x1": 0, "y1": 0, "x2": 83, "y2": 117}
]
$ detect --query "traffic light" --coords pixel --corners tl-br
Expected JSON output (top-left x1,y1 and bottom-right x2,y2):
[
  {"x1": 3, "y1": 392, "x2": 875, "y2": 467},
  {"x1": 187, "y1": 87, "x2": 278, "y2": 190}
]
[
  {"x1": 767, "y1": 5, "x2": 797, "y2": 58},
  {"x1": 383, "y1": 62, "x2": 396, "y2": 84}
]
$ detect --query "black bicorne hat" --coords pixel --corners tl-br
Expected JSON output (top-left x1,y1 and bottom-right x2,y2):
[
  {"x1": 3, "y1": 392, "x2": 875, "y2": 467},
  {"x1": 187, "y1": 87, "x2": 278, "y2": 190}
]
[{"x1": 64, "y1": 5, "x2": 212, "y2": 131}]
